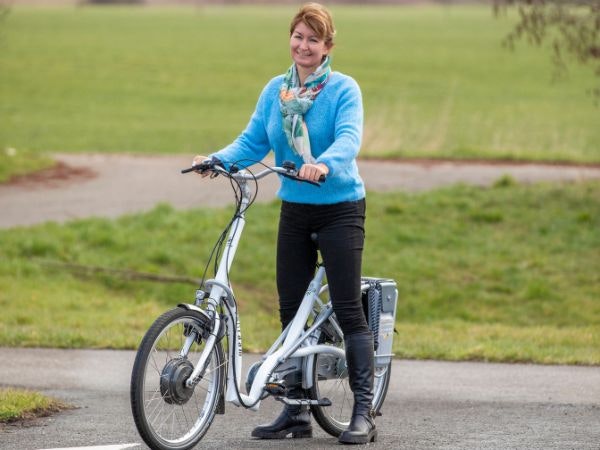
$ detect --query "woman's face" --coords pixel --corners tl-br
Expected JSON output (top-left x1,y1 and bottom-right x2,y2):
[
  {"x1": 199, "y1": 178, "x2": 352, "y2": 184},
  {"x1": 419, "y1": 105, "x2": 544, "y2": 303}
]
[{"x1": 290, "y1": 22, "x2": 330, "y2": 74}]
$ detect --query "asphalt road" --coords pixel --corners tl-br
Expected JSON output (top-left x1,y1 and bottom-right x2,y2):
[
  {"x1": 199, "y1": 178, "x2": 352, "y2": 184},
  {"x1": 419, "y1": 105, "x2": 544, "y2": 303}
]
[{"x1": 1, "y1": 348, "x2": 599, "y2": 450}]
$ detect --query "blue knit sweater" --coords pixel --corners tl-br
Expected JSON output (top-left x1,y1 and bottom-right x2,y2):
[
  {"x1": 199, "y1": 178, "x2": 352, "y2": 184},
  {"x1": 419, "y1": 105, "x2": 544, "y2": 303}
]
[{"x1": 212, "y1": 71, "x2": 365, "y2": 205}]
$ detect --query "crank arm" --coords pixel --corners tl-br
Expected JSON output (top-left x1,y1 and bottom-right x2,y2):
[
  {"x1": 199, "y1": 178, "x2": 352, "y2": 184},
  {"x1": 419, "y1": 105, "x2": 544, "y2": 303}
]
[{"x1": 275, "y1": 397, "x2": 332, "y2": 407}]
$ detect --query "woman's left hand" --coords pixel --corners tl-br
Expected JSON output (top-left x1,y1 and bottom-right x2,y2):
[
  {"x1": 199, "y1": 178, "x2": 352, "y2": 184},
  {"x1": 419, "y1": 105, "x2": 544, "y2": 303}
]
[{"x1": 299, "y1": 163, "x2": 329, "y2": 182}]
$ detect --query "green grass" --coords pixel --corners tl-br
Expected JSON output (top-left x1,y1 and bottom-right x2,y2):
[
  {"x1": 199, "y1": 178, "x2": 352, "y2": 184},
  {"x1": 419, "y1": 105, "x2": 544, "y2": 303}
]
[
  {"x1": 1, "y1": 180, "x2": 598, "y2": 364},
  {"x1": 0, "y1": 147, "x2": 54, "y2": 183},
  {"x1": 0, "y1": 5, "x2": 598, "y2": 162},
  {"x1": 0, "y1": 387, "x2": 70, "y2": 423}
]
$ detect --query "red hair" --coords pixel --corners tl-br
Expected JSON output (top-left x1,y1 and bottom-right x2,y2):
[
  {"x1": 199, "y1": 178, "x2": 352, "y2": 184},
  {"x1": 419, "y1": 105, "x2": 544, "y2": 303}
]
[{"x1": 290, "y1": 2, "x2": 336, "y2": 48}]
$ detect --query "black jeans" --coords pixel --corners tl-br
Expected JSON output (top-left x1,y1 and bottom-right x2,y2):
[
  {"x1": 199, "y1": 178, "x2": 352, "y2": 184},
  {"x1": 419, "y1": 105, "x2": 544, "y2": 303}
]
[{"x1": 276, "y1": 198, "x2": 369, "y2": 337}]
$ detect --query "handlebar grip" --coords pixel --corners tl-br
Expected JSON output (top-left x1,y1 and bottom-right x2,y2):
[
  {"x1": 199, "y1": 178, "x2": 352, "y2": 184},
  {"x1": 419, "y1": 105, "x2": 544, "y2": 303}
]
[{"x1": 181, "y1": 162, "x2": 213, "y2": 174}]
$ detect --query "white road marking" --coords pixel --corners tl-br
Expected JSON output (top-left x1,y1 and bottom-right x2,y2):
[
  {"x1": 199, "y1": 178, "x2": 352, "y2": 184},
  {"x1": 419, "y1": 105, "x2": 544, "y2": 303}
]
[{"x1": 38, "y1": 444, "x2": 140, "y2": 450}]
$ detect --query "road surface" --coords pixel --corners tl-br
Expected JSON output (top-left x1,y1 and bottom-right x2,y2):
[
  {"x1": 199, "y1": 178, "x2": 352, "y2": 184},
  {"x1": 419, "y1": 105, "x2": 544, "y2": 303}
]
[{"x1": 0, "y1": 348, "x2": 599, "y2": 449}]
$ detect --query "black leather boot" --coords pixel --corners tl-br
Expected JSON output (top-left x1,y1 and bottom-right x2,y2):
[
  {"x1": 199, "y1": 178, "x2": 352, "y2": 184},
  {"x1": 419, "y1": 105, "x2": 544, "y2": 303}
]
[
  {"x1": 338, "y1": 332, "x2": 377, "y2": 445},
  {"x1": 251, "y1": 386, "x2": 312, "y2": 439}
]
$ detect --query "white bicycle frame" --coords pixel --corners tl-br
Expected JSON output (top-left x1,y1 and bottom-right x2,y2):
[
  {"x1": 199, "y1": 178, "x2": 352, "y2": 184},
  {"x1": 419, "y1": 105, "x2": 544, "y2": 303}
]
[{"x1": 179, "y1": 166, "x2": 347, "y2": 412}]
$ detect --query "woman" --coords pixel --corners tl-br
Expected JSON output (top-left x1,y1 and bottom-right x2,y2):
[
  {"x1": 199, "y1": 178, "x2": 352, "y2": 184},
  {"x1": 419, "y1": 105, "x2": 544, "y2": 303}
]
[{"x1": 194, "y1": 3, "x2": 376, "y2": 445}]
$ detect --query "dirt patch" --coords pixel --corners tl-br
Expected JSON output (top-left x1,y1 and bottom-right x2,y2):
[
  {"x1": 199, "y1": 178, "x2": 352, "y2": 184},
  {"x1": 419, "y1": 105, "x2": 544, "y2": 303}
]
[
  {"x1": 0, "y1": 401, "x2": 76, "y2": 429},
  {"x1": 6, "y1": 162, "x2": 97, "y2": 190}
]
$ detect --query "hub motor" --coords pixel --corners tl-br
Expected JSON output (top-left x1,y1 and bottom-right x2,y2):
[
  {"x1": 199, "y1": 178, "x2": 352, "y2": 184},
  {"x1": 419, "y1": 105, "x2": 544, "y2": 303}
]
[
  {"x1": 160, "y1": 358, "x2": 195, "y2": 405},
  {"x1": 316, "y1": 354, "x2": 347, "y2": 380}
]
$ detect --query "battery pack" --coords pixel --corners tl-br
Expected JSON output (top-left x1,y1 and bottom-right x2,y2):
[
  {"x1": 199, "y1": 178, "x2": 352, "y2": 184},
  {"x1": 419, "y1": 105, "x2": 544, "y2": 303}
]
[{"x1": 361, "y1": 278, "x2": 398, "y2": 367}]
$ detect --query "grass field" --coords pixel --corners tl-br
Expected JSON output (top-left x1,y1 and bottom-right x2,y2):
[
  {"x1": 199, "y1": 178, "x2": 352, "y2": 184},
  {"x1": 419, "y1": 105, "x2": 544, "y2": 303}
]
[
  {"x1": 1, "y1": 5, "x2": 599, "y2": 163},
  {"x1": 0, "y1": 387, "x2": 69, "y2": 423},
  {"x1": 1, "y1": 179, "x2": 598, "y2": 364},
  {"x1": 0, "y1": 4, "x2": 598, "y2": 367},
  {"x1": 0, "y1": 147, "x2": 53, "y2": 182}
]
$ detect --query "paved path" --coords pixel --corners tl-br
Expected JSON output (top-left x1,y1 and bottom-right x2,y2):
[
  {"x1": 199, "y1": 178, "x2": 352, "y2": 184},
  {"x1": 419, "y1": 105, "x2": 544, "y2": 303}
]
[
  {"x1": 1, "y1": 153, "x2": 599, "y2": 228},
  {"x1": 1, "y1": 348, "x2": 599, "y2": 450}
]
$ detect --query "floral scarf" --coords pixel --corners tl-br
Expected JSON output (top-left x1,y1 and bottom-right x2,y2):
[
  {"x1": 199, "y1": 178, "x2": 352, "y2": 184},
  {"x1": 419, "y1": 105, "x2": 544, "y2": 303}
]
[{"x1": 279, "y1": 56, "x2": 331, "y2": 163}]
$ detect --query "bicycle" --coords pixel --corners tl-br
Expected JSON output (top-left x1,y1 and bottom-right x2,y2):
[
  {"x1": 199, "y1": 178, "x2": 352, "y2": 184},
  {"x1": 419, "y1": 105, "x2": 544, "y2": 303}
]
[{"x1": 130, "y1": 159, "x2": 398, "y2": 450}]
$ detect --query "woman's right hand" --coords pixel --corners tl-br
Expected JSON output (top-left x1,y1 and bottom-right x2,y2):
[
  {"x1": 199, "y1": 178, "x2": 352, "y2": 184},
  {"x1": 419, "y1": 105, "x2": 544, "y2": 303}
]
[{"x1": 192, "y1": 155, "x2": 211, "y2": 177}]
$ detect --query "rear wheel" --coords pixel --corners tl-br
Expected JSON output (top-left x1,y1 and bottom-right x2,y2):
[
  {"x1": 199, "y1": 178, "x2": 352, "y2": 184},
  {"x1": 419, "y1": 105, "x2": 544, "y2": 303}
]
[
  {"x1": 308, "y1": 320, "x2": 391, "y2": 437},
  {"x1": 130, "y1": 307, "x2": 225, "y2": 450}
]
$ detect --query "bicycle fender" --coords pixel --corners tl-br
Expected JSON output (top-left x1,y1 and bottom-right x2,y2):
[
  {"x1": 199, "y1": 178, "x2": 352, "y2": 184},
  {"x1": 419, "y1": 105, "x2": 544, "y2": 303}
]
[
  {"x1": 177, "y1": 304, "x2": 212, "y2": 322},
  {"x1": 177, "y1": 303, "x2": 227, "y2": 414},
  {"x1": 302, "y1": 354, "x2": 316, "y2": 389}
]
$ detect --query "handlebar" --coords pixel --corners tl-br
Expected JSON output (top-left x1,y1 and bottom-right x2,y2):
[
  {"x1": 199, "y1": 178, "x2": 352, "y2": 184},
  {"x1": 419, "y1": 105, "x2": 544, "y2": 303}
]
[
  {"x1": 181, "y1": 160, "x2": 326, "y2": 187},
  {"x1": 181, "y1": 162, "x2": 215, "y2": 173}
]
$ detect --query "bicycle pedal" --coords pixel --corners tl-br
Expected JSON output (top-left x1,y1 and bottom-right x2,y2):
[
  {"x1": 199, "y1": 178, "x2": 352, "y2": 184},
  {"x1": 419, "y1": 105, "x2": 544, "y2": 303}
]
[
  {"x1": 277, "y1": 397, "x2": 332, "y2": 407},
  {"x1": 264, "y1": 382, "x2": 286, "y2": 396},
  {"x1": 316, "y1": 397, "x2": 332, "y2": 407}
]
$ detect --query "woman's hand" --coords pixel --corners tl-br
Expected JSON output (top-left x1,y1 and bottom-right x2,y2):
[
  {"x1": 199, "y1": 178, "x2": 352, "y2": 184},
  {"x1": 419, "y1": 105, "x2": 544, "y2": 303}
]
[
  {"x1": 192, "y1": 155, "x2": 212, "y2": 177},
  {"x1": 299, "y1": 163, "x2": 329, "y2": 182}
]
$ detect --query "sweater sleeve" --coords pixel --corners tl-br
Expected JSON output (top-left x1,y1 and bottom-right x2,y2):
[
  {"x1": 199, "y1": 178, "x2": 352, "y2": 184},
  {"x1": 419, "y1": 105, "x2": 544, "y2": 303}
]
[
  {"x1": 211, "y1": 82, "x2": 274, "y2": 168},
  {"x1": 315, "y1": 78, "x2": 363, "y2": 176}
]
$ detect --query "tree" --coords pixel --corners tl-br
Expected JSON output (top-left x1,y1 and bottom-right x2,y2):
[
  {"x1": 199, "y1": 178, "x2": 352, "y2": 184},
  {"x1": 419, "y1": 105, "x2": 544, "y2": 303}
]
[{"x1": 494, "y1": 0, "x2": 600, "y2": 96}]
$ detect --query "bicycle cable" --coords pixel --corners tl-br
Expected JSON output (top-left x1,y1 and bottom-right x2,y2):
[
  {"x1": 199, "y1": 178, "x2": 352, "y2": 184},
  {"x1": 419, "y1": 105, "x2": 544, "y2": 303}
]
[
  {"x1": 196, "y1": 159, "x2": 260, "y2": 288},
  {"x1": 194, "y1": 158, "x2": 301, "y2": 409}
]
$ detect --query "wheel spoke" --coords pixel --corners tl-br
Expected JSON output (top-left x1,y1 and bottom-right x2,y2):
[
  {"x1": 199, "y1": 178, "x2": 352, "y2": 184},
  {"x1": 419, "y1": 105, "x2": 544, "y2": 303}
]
[
  {"x1": 310, "y1": 326, "x2": 393, "y2": 437},
  {"x1": 131, "y1": 310, "x2": 223, "y2": 448}
]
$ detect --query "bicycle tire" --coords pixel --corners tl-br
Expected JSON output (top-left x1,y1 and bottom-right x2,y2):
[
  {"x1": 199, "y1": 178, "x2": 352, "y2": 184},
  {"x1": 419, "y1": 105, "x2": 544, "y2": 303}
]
[
  {"x1": 308, "y1": 322, "x2": 392, "y2": 437},
  {"x1": 130, "y1": 307, "x2": 226, "y2": 450}
]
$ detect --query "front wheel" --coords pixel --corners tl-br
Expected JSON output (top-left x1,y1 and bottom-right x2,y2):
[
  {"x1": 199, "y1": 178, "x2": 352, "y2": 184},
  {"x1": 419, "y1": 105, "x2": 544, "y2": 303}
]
[
  {"x1": 308, "y1": 321, "x2": 392, "y2": 437},
  {"x1": 130, "y1": 307, "x2": 226, "y2": 450}
]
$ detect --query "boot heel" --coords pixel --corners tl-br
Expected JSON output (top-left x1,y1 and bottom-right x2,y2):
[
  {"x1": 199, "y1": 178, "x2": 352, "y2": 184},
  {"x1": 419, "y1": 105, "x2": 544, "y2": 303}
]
[
  {"x1": 292, "y1": 428, "x2": 313, "y2": 438},
  {"x1": 370, "y1": 430, "x2": 378, "y2": 442}
]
